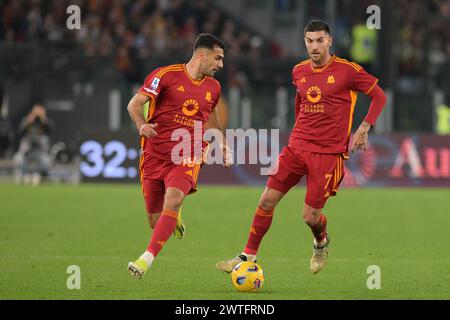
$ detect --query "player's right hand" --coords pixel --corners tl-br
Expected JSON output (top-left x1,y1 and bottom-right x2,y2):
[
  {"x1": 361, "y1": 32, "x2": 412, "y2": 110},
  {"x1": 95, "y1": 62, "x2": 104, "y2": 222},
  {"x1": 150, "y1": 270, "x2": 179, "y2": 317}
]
[
  {"x1": 221, "y1": 143, "x2": 233, "y2": 168},
  {"x1": 351, "y1": 127, "x2": 369, "y2": 152},
  {"x1": 139, "y1": 123, "x2": 158, "y2": 137}
]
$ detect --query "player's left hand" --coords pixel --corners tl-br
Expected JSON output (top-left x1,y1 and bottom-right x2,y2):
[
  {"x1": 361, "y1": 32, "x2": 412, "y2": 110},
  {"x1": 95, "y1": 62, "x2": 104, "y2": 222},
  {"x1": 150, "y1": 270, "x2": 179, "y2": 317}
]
[{"x1": 351, "y1": 124, "x2": 370, "y2": 152}]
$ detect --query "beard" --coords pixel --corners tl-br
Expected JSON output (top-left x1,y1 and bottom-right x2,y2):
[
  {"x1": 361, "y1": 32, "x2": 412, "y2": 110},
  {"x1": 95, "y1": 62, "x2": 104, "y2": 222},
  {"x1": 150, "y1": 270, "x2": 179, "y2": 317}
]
[
  {"x1": 199, "y1": 66, "x2": 215, "y2": 78},
  {"x1": 310, "y1": 51, "x2": 323, "y2": 62},
  {"x1": 204, "y1": 70, "x2": 216, "y2": 77}
]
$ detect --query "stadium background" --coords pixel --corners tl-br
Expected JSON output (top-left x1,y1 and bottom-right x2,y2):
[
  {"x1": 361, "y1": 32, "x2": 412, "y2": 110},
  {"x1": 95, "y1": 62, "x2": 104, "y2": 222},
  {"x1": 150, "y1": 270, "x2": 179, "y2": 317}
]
[
  {"x1": 0, "y1": 0, "x2": 449, "y2": 300},
  {"x1": 0, "y1": 0, "x2": 449, "y2": 187}
]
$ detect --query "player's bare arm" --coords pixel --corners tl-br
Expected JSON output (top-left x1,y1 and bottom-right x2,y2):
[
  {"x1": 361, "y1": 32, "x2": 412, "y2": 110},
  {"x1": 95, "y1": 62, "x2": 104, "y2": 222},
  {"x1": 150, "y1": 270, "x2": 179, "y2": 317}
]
[
  {"x1": 207, "y1": 106, "x2": 233, "y2": 167},
  {"x1": 127, "y1": 93, "x2": 158, "y2": 137}
]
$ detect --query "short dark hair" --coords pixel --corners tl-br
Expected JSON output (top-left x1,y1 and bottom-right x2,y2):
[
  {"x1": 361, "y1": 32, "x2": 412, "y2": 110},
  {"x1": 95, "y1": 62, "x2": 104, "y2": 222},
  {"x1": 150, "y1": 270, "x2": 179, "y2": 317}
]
[
  {"x1": 193, "y1": 33, "x2": 227, "y2": 51},
  {"x1": 32, "y1": 101, "x2": 45, "y2": 108},
  {"x1": 304, "y1": 20, "x2": 330, "y2": 36}
]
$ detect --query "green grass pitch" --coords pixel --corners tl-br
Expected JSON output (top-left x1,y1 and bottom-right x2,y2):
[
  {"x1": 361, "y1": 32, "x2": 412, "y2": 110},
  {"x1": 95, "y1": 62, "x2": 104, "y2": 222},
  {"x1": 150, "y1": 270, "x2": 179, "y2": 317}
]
[{"x1": 0, "y1": 183, "x2": 449, "y2": 299}]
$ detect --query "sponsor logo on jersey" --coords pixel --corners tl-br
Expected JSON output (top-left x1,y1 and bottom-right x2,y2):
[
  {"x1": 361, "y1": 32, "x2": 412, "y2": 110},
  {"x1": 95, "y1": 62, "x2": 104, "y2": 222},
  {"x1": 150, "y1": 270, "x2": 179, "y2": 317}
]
[
  {"x1": 182, "y1": 99, "x2": 200, "y2": 116},
  {"x1": 306, "y1": 86, "x2": 322, "y2": 103}
]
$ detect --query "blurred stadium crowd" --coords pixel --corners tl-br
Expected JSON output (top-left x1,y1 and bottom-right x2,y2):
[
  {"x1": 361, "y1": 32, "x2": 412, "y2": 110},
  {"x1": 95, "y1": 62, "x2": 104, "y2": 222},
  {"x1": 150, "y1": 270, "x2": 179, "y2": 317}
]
[
  {"x1": 396, "y1": 0, "x2": 449, "y2": 92},
  {"x1": 0, "y1": 0, "x2": 278, "y2": 85},
  {"x1": 1, "y1": 0, "x2": 449, "y2": 89},
  {"x1": 0, "y1": 0, "x2": 449, "y2": 184},
  {"x1": 0, "y1": 0, "x2": 449, "y2": 155}
]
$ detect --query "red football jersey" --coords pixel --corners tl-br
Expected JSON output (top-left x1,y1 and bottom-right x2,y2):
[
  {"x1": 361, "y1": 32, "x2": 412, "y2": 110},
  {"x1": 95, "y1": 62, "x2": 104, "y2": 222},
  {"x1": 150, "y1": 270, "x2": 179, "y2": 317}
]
[
  {"x1": 289, "y1": 55, "x2": 378, "y2": 155},
  {"x1": 138, "y1": 64, "x2": 221, "y2": 161}
]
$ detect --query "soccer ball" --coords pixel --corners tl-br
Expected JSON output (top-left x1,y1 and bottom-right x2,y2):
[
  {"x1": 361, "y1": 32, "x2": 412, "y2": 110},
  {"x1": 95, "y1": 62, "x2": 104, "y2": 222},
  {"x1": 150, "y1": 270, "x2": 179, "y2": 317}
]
[{"x1": 231, "y1": 261, "x2": 264, "y2": 292}]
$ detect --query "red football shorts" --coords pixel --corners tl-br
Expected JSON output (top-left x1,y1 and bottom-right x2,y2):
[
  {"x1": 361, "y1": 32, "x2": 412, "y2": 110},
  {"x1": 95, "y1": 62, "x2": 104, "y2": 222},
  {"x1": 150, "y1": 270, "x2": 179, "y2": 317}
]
[
  {"x1": 267, "y1": 146, "x2": 346, "y2": 209},
  {"x1": 139, "y1": 153, "x2": 201, "y2": 214}
]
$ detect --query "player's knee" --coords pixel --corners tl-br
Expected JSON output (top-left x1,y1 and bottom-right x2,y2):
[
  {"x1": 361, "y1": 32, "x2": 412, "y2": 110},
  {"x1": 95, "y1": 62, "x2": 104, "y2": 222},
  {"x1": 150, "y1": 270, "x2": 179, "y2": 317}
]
[
  {"x1": 259, "y1": 193, "x2": 279, "y2": 211},
  {"x1": 164, "y1": 192, "x2": 184, "y2": 211}
]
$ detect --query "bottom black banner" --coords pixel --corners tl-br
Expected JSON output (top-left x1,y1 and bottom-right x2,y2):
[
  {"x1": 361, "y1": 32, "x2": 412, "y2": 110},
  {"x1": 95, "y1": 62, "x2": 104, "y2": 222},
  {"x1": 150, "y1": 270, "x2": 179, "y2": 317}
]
[{"x1": 1, "y1": 300, "x2": 446, "y2": 318}]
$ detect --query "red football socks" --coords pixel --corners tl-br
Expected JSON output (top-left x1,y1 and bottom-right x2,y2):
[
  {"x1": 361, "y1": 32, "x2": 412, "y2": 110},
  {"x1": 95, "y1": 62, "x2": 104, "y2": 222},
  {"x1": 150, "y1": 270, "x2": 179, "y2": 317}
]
[
  {"x1": 244, "y1": 207, "x2": 274, "y2": 255},
  {"x1": 147, "y1": 209, "x2": 178, "y2": 257}
]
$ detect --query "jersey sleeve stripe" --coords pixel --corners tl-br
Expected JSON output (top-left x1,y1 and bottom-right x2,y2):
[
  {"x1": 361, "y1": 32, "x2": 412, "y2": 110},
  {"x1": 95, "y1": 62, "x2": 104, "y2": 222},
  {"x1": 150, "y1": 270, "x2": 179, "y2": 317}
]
[
  {"x1": 157, "y1": 66, "x2": 183, "y2": 75},
  {"x1": 155, "y1": 65, "x2": 183, "y2": 78},
  {"x1": 335, "y1": 58, "x2": 361, "y2": 70},
  {"x1": 146, "y1": 98, "x2": 156, "y2": 122},
  {"x1": 334, "y1": 59, "x2": 361, "y2": 72},
  {"x1": 139, "y1": 143, "x2": 145, "y2": 195},
  {"x1": 348, "y1": 90, "x2": 358, "y2": 136},
  {"x1": 193, "y1": 163, "x2": 201, "y2": 182},
  {"x1": 156, "y1": 68, "x2": 183, "y2": 78},
  {"x1": 156, "y1": 64, "x2": 182, "y2": 74},
  {"x1": 294, "y1": 59, "x2": 311, "y2": 68},
  {"x1": 350, "y1": 62, "x2": 362, "y2": 71},
  {"x1": 364, "y1": 79, "x2": 379, "y2": 95}
]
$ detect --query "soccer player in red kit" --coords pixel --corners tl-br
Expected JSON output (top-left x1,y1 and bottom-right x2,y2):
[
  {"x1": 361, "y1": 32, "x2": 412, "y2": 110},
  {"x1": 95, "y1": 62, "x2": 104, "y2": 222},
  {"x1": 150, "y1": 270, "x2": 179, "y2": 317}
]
[
  {"x1": 127, "y1": 34, "x2": 231, "y2": 279},
  {"x1": 217, "y1": 20, "x2": 387, "y2": 274}
]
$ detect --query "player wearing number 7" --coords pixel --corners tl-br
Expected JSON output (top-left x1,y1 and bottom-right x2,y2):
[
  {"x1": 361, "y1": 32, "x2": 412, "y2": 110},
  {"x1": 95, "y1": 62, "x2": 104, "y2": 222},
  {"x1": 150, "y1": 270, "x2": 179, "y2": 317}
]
[
  {"x1": 216, "y1": 20, "x2": 387, "y2": 274},
  {"x1": 126, "y1": 33, "x2": 232, "y2": 279}
]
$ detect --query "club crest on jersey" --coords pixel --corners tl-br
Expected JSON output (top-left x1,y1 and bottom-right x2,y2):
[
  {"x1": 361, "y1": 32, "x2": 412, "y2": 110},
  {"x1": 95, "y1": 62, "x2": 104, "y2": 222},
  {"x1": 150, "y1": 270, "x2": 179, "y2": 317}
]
[
  {"x1": 327, "y1": 75, "x2": 335, "y2": 84},
  {"x1": 205, "y1": 91, "x2": 212, "y2": 102}
]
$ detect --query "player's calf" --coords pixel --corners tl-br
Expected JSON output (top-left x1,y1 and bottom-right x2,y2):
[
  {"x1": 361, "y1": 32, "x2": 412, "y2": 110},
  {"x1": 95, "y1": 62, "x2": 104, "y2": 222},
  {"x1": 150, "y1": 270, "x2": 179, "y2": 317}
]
[
  {"x1": 147, "y1": 212, "x2": 162, "y2": 229},
  {"x1": 164, "y1": 187, "x2": 185, "y2": 212}
]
